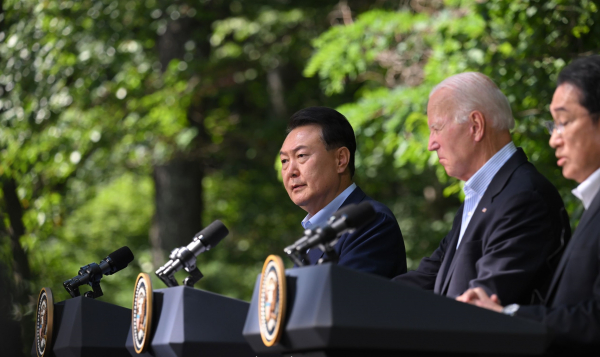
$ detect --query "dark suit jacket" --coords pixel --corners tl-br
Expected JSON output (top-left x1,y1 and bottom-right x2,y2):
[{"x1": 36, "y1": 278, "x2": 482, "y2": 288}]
[
  {"x1": 516, "y1": 189, "x2": 600, "y2": 355},
  {"x1": 305, "y1": 186, "x2": 406, "y2": 278},
  {"x1": 393, "y1": 149, "x2": 570, "y2": 305}
]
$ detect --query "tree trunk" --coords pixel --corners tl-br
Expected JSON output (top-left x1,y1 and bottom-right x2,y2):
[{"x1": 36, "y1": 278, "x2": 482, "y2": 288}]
[
  {"x1": 150, "y1": 160, "x2": 204, "y2": 267},
  {"x1": 0, "y1": 260, "x2": 25, "y2": 357},
  {"x1": 0, "y1": 177, "x2": 32, "y2": 357},
  {"x1": 150, "y1": 12, "x2": 209, "y2": 268},
  {"x1": 1, "y1": 177, "x2": 31, "y2": 283},
  {"x1": 268, "y1": 69, "x2": 287, "y2": 119}
]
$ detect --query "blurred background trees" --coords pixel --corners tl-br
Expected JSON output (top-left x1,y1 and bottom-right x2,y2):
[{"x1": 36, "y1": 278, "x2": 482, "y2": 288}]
[{"x1": 1, "y1": 0, "x2": 598, "y2": 354}]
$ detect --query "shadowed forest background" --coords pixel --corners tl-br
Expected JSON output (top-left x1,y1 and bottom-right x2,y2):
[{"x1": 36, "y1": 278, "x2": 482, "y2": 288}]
[{"x1": 1, "y1": 0, "x2": 599, "y2": 354}]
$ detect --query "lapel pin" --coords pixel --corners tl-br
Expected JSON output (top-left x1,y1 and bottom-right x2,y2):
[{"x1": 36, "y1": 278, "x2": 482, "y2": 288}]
[{"x1": 482, "y1": 208, "x2": 487, "y2": 213}]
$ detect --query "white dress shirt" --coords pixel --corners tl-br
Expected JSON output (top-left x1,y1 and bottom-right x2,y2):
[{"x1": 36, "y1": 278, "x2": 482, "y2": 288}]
[{"x1": 572, "y1": 167, "x2": 600, "y2": 209}]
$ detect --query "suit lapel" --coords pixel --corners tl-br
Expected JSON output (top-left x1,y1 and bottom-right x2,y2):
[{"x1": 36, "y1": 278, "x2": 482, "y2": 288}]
[
  {"x1": 545, "y1": 190, "x2": 600, "y2": 303},
  {"x1": 340, "y1": 186, "x2": 367, "y2": 207},
  {"x1": 440, "y1": 149, "x2": 528, "y2": 294},
  {"x1": 439, "y1": 227, "x2": 462, "y2": 295}
]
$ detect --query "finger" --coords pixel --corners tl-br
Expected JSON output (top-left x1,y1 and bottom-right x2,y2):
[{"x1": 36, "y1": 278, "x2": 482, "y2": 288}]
[
  {"x1": 490, "y1": 294, "x2": 501, "y2": 304},
  {"x1": 456, "y1": 292, "x2": 469, "y2": 302},
  {"x1": 472, "y1": 287, "x2": 491, "y2": 300},
  {"x1": 456, "y1": 289, "x2": 478, "y2": 303}
]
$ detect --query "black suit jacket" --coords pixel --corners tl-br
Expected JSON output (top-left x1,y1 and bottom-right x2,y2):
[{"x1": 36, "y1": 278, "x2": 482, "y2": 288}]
[
  {"x1": 305, "y1": 186, "x2": 407, "y2": 278},
  {"x1": 516, "y1": 189, "x2": 600, "y2": 355},
  {"x1": 393, "y1": 149, "x2": 570, "y2": 305}
]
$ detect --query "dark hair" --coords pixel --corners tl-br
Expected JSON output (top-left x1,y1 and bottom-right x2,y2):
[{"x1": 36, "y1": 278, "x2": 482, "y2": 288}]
[
  {"x1": 558, "y1": 55, "x2": 600, "y2": 122},
  {"x1": 287, "y1": 106, "x2": 356, "y2": 177}
]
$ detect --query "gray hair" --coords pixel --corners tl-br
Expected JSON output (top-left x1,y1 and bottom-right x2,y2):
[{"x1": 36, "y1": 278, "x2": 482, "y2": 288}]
[{"x1": 429, "y1": 72, "x2": 514, "y2": 130}]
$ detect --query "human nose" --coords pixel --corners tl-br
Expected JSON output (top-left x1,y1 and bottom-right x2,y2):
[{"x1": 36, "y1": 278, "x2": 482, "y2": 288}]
[
  {"x1": 428, "y1": 134, "x2": 439, "y2": 151},
  {"x1": 548, "y1": 129, "x2": 562, "y2": 149},
  {"x1": 283, "y1": 158, "x2": 299, "y2": 178}
]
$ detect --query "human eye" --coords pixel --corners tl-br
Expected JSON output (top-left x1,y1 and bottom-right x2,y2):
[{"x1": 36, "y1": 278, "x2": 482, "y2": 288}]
[{"x1": 297, "y1": 152, "x2": 311, "y2": 162}]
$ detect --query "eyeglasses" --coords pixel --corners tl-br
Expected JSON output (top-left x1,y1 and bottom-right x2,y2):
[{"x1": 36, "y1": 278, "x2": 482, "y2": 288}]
[{"x1": 542, "y1": 120, "x2": 572, "y2": 135}]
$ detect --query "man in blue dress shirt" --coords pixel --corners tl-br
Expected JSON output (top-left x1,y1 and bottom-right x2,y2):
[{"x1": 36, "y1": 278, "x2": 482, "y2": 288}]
[
  {"x1": 279, "y1": 106, "x2": 406, "y2": 278},
  {"x1": 392, "y1": 72, "x2": 570, "y2": 306}
]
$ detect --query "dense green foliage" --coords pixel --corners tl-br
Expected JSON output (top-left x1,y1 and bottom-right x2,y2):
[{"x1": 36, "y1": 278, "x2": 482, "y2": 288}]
[{"x1": 1, "y1": 0, "x2": 599, "y2": 354}]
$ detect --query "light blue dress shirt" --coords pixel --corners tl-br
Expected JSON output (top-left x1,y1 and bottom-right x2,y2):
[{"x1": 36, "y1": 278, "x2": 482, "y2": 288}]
[
  {"x1": 301, "y1": 183, "x2": 357, "y2": 230},
  {"x1": 457, "y1": 142, "x2": 517, "y2": 248}
]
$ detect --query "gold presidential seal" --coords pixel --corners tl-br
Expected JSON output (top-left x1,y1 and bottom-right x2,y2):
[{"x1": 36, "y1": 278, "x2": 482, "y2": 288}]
[
  {"x1": 132, "y1": 273, "x2": 153, "y2": 354},
  {"x1": 35, "y1": 287, "x2": 54, "y2": 357},
  {"x1": 258, "y1": 255, "x2": 286, "y2": 347}
]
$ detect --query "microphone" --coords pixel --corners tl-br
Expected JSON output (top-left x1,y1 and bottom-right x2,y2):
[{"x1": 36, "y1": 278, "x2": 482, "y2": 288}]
[
  {"x1": 63, "y1": 246, "x2": 134, "y2": 299},
  {"x1": 284, "y1": 201, "x2": 377, "y2": 265},
  {"x1": 156, "y1": 220, "x2": 229, "y2": 287}
]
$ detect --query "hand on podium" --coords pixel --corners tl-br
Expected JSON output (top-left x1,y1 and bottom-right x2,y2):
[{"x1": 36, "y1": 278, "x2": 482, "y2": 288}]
[{"x1": 456, "y1": 287, "x2": 504, "y2": 313}]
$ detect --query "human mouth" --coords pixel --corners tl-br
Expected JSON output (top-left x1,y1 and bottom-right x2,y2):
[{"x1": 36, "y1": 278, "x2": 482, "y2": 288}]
[
  {"x1": 557, "y1": 157, "x2": 566, "y2": 167},
  {"x1": 291, "y1": 184, "x2": 306, "y2": 192}
]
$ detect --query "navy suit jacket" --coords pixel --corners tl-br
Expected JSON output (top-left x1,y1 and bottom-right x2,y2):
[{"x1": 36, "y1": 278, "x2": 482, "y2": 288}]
[
  {"x1": 305, "y1": 186, "x2": 406, "y2": 279},
  {"x1": 393, "y1": 149, "x2": 570, "y2": 305},
  {"x1": 516, "y1": 189, "x2": 600, "y2": 355}
]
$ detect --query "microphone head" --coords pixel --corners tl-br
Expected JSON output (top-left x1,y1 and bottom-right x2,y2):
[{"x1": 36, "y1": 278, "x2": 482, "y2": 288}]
[
  {"x1": 107, "y1": 246, "x2": 134, "y2": 272},
  {"x1": 331, "y1": 203, "x2": 357, "y2": 220},
  {"x1": 335, "y1": 201, "x2": 376, "y2": 229},
  {"x1": 197, "y1": 220, "x2": 229, "y2": 249}
]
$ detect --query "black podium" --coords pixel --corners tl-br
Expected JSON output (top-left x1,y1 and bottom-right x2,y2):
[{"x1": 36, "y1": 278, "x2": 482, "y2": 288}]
[
  {"x1": 126, "y1": 286, "x2": 256, "y2": 357},
  {"x1": 243, "y1": 264, "x2": 549, "y2": 356},
  {"x1": 31, "y1": 297, "x2": 131, "y2": 357}
]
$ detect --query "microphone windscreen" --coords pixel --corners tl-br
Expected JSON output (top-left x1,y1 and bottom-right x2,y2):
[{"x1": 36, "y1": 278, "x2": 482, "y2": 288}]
[
  {"x1": 108, "y1": 246, "x2": 134, "y2": 271},
  {"x1": 197, "y1": 220, "x2": 229, "y2": 249},
  {"x1": 338, "y1": 201, "x2": 376, "y2": 229},
  {"x1": 331, "y1": 203, "x2": 357, "y2": 220}
]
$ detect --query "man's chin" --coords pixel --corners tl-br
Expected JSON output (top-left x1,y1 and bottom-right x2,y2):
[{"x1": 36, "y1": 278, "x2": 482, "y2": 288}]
[
  {"x1": 439, "y1": 165, "x2": 462, "y2": 180},
  {"x1": 441, "y1": 167, "x2": 454, "y2": 178},
  {"x1": 561, "y1": 167, "x2": 572, "y2": 181},
  {"x1": 291, "y1": 196, "x2": 310, "y2": 209},
  {"x1": 559, "y1": 164, "x2": 574, "y2": 179},
  {"x1": 438, "y1": 162, "x2": 449, "y2": 173}
]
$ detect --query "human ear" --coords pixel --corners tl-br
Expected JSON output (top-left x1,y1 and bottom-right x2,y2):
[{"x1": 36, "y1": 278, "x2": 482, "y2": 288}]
[
  {"x1": 470, "y1": 110, "x2": 486, "y2": 142},
  {"x1": 336, "y1": 147, "x2": 350, "y2": 174}
]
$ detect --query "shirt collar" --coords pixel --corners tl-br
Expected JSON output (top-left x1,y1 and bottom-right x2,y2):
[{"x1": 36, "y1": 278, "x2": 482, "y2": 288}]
[
  {"x1": 572, "y1": 167, "x2": 600, "y2": 210},
  {"x1": 301, "y1": 183, "x2": 357, "y2": 229},
  {"x1": 464, "y1": 142, "x2": 517, "y2": 196}
]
